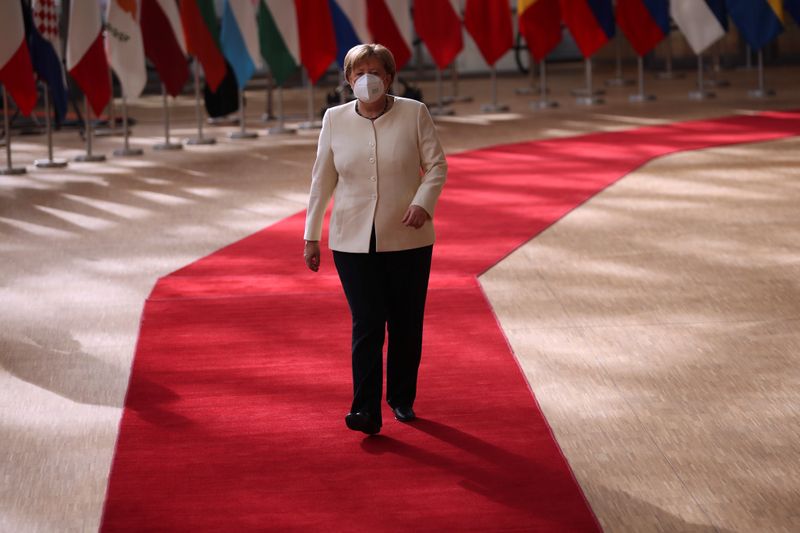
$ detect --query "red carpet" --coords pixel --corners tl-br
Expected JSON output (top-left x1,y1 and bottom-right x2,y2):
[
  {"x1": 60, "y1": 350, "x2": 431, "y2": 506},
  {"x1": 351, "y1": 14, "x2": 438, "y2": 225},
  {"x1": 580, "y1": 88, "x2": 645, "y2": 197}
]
[{"x1": 101, "y1": 111, "x2": 800, "y2": 532}]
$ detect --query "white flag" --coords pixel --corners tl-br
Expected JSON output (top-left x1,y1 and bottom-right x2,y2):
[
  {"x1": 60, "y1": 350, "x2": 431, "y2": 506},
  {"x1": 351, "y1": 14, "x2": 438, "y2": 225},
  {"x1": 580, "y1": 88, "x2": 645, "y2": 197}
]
[
  {"x1": 105, "y1": 0, "x2": 147, "y2": 98},
  {"x1": 671, "y1": 0, "x2": 726, "y2": 55}
]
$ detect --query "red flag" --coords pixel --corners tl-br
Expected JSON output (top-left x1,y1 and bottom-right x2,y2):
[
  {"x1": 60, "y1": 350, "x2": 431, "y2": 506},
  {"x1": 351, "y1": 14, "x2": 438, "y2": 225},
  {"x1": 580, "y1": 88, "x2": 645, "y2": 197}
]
[
  {"x1": 560, "y1": 0, "x2": 615, "y2": 58},
  {"x1": 66, "y1": 0, "x2": 111, "y2": 116},
  {"x1": 180, "y1": 0, "x2": 227, "y2": 92},
  {"x1": 518, "y1": 0, "x2": 561, "y2": 62},
  {"x1": 0, "y1": 2, "x2": 37, "y2": 116},
  {"x1": 414, "y1": 0, "x2": 463, "y2": 69},
  {"x1": 464, "y1": 0, "x2": 513, "y2": 66},
  {"x1": 616, "y1": 0, "x2": 669, "y2": 56},
  {"x1": 367, "y1": 0, "x2": 412, "y2": 70},
  {"x1": 294, "y1": 0, "x2": 336, "y2": 84},
  {"x1": 142, "y1": 0, "x2": 189, "y2": 96}
]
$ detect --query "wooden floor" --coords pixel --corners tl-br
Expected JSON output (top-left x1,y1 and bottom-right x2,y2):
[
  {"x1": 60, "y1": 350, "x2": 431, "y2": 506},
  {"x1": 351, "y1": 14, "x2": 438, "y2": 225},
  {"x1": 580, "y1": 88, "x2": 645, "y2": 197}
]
[{"x1": 1, "y1": 61, "x2": 799, "y2": 532}]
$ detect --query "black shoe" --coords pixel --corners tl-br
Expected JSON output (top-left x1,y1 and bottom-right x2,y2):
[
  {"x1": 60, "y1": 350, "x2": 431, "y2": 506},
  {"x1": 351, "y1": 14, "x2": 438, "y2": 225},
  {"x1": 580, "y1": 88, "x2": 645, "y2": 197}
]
[
  {"x1": 345, "y1": 411, "x2": 380, "y2": 435},
  {"x1": 392, "y1": 406, "x2": 416, "y2": 422}
]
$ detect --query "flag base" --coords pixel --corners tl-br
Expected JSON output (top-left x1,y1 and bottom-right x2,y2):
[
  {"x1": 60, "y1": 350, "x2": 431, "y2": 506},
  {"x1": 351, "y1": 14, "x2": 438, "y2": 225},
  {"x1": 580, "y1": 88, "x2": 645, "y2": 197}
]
[
  {"x1": 705, "y1": 78, "x2": 730, "y2": 88},
  {"x1": 0, "y1": 166, "x2": 26, "y2": 175},
  {"x1": 229, "y1": 131, "x2": 258, "y2": 139},
  {"x1": 185, "y1": 137, "x2": 217, "y2": 145},
  {"x1": 429, "y1": 105, "x2": 454, "y2": 117},
  {"x1": 75, "y1": 153, "x2": 107, "y2": 162},
  {"x1": 154, "y1": 142, "x2": 183, "y2": 151},
  {"x1": 34, "y1": 158, "x2": 68, "y2": 168},
  {"x1": 748, "y1": 88, "x2": 775, "y2": 99},
  {"x1": 268, "y1": 126, "x2": 296, "y2": 135},
  {"x1": 480, "y1": 103, "x2": 509, "y2": 113},
  {"x1": 530, "y1": 100, "x2": 558, "y2": 110},
  {"x1": 605, "y1": 77, "x2": 634, "y2": 87},
  {"x1": 688, "y1": 90, "x2": 715, "y2": 100},
  {"x1": 575, "y1": 96, "x2": 604, "y2": 106},
  {"x1": 571, "y1": 87, "x2": 605, "y2": 97},
  {"x1": 261, "y1": 113, "x2": 277, "y2": 122},
  {"x1": 514, "y1": 87, "x2": 535, "y2": 95},
  {"x1": 113, "y1": 147, "x2": 144, "y2": 156},
  {"x1": 656, "y1": 71, "x2": 685, "y2": 80},
  {"x1": 629, "y1": 93, "x2": 656, "y2": 103},
  {"x1": 298, "y1": 121, "x2": 322, "y2": 130}
]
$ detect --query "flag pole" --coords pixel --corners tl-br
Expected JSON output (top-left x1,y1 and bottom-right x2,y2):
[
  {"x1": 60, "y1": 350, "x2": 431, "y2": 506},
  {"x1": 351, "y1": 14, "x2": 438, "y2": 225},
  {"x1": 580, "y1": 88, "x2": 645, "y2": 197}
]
[
  {"x1": 1, "y1": 86, "x2": 26, "y2": 175},
  {"x1": 530, "y1": 60, "x2": 558, "y2": 110},
  {"x1": 689, "y1": 53, "x2": 714, "y2": 100},
  {"x1": 113, "y1": 95, "x2": 143, "y2": 156},
  {"x1": 268, "y1": 86, "x2": 295, "y2": 135},
  {"x1": 480, "y1": 66, "x2": 508, "y2": 113},
  {"x1": 187, "y1": 59, "x2": 215, "y2": 145},
  {"x1": 298, "y1": 69, "x2": 320, "y2": 129},
  {"x1": 75, "y1": 95, "x2": 106, "y2": 162},
  {"x1": 576, "y1": 58, "x2": 603, "y2": 105},
  {"x1": 706, "y1": 41, "x2": 729, "y2": 88},
  {"x1": 606, "y1": 33, "x2": 633, "y2": 87},
  {"x1": 448, "y1": 62, "x2": 472, "y2": 103},
  {"x1": 230, "y1": 89, "x2": 257, "y2": 138},
  {"x1": 262, "y1": 71, "x2": 276, "y2": 122},
  {"x1": 515, "y1": 52, "x2": 536, "y2": 95},
  {"x1": 154, "y1": 84, "x2": 182, "y2": 150},
  {"x1": 657, "y1": 35, "x2": 683, "y2": 80},
  {"x1": 429, "y1": 67, "x2": 454, "y2": 116},
  {"x1": 748, "y1": 49, "x2": 774, "y2": 99},
  {"x1": 34, "y1": 85, "x2": 67, "y2": 168},
  {"x1": 629, "y1": 56, "x2": 655, "y2": 103}
]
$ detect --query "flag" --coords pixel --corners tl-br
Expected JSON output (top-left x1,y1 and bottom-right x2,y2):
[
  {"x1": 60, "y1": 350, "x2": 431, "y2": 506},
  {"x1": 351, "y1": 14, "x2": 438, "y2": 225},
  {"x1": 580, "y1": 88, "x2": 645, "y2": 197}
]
[
  {"x1": 367, "y1": 0, "x2": 413, "y2": 70},
  {"x1": 518, "y1": 0, "x2": 561, "y2": 62},
  {"x1": 330, "y1": 0, "x2": 370, "y2": 67},
  {"x1": 616, "y1": 0, "x2": 669, "y2": 57},
  {"x1": 670, "y1": 0, "x2": 726, "y2": 54},
  {"x1": 180, "y1": 0, "x2": 227, "y2": 93},
  {"x1": 726, "y1": 0, "x2": 784, "y2": 50},
  {"x1": 141, "y1": 0, "x2": 189, "y2": 96},
  {"x1": 66, "y1": 0, "x2": 111, "y2": 116},
  {"x1": 414, "y1": 0, "x2": 463, "y2": 69},
  {"x1": 25, "y1": 0, "x2": 68, "y2": 120},
  {"x1": 463, "y1": 0, "x2": 513, "y2": 66},
  {"x1": 105, "y1": 0, "x2": 147, "y2": 99},
  {"x1": 294, "y1": 0, "x2": 337, "y2": 83},
  {"x1": 706, "y1": 0, "x2": 729, "y2": 31},
  {"x1": 257, "y1": 0, "x2": 301, "y2": 86},
  {"x1": 786, "y1": 0, "x2": 800, "y2": 22},
  {"x1": 559, "y1": 0, "x2": 615, "y2": 58},
  {"x1": 0, "y1": 1, "x2": 37, "y2": 117},
  {"x1": 220, "y1": 0, "x2": 262, "y2": 89}
]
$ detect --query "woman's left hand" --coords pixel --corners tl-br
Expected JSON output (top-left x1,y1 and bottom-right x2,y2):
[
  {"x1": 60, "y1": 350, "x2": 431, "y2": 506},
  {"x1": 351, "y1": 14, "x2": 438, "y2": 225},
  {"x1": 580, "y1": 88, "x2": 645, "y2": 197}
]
[{"x1": 401, "y1": 205, "x2": 429, "y2": 229}]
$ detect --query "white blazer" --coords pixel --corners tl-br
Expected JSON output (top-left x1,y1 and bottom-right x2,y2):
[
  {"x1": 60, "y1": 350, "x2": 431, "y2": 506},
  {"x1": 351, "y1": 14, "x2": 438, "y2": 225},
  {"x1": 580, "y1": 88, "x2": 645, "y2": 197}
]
[{"x1": 304, "y1": 97, "x2": 447, "y2": 253}]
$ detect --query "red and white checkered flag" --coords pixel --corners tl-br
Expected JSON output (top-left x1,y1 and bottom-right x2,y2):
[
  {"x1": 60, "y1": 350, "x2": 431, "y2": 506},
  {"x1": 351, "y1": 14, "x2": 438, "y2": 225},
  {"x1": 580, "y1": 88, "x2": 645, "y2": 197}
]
[{"x1": 33, "y1": 0, "x2": 62, "y2": 58}]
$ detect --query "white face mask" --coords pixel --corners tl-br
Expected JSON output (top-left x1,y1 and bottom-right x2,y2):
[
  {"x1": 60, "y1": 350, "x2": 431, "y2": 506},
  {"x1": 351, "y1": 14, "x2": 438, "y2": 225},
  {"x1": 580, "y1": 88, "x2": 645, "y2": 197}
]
[{"x1": 352, "y1": 73, "x2": 385, "y2": 104}]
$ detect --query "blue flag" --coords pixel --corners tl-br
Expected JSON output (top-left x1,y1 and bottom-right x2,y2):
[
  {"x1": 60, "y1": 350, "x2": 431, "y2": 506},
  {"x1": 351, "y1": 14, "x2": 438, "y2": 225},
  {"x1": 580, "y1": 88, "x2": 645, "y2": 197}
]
[
  {"x1": 725, "y1": 0, "x2": 784, "y2": 50},
  {"x1": 329, "y1": 0, "x2": 362, "y2": 68},
  {"x1": 21, "y1": 1, "x2": 68, "y2": 122}
]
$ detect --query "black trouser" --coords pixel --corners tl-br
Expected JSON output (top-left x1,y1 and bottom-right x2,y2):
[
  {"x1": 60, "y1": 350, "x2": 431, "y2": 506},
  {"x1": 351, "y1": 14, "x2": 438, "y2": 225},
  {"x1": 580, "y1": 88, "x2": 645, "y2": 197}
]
[{"x1": 333, "y1": 230, "x2": 433, "y2": 427}]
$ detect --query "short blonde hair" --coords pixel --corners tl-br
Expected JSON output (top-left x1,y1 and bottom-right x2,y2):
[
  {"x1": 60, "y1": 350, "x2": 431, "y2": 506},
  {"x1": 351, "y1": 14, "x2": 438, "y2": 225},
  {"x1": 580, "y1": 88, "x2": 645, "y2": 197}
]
[{"x1": 343, "y1": 44, "x2": 396, "y2": 81}]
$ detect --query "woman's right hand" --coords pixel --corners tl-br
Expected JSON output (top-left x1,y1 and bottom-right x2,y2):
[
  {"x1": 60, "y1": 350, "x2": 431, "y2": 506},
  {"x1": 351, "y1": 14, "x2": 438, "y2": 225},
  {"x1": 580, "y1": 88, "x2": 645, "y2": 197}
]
[{"x1": 304, "y1": 240, "x2": 321, "y2": 272}]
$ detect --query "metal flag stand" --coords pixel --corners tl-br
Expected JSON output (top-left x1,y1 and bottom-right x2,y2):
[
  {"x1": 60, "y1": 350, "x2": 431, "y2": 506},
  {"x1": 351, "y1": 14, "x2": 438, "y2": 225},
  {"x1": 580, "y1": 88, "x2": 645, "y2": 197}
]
[
  {"x1": 629, "y1": 56, "x2": 655, "y2": 102},
  {"x1": 230, "y1": 89, "x2": 257, "y2": 139},
  {"x1": 34, "y1": 84, "x2": 68, "y2": 168},
  {"x1": 262, "y1": 72, "x2": 276, "y2": 122},
  {"x1": 706, "y1": 42, "x2": 730, "y2": 88},
  {"x1": 689, "y1": 53, "x2": 715, "y2": 100},
  {"x1": 515, "y1": 52, "x2": 537, "y2": 95},
  {"x1": 606, "y1": 34, "x2": 634, "y2": 87},
  {"x1": 480, "y1": 66, "x2": 509, "y2": 112},
  {"x1": 656, "y1": 35, "x2": 684, "y2": 80},
  {"x1": 186, "y1": 59, "x2": 215, "y2": 145},
  {"x1": 75, "y1": 95, "x2": 106, "y2": 162},
  {"x1": 113, "y1": 95, "x2": 143, "y2": 156},
  {"x1": 1, "y1": 87, "x2": 26, "y2": 175},
  {"x1": 429, "y1": 67, "x2": 454, "y2": 116},
  {"x1": 446, "y1": 63, "x2": 473, "y2": 103},
  {"x1": 268, "y1": 86, "x2": 295, "y2": 135},
  {"x1": 530, "y1": 60, "x2": 558, "y2": 110},
  {"x1": 747, "y1": 49, "x2": 775, "y2": 98},
  {"x1": 154, "y1": 84, "x2": 182, "y2": 150},
  {"x1": 298, "y1": 69, "x2": 321, "y2": 130},
  {"x1": 575, "y1": 58, "x2": 604, "y2": 105}
]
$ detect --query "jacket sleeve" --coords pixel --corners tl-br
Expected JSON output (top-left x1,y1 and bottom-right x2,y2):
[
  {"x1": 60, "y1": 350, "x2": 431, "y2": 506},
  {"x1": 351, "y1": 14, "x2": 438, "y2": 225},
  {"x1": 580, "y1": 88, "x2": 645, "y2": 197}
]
[
  {"x1": 304, "y1": 110, "x2": 338, "y2": 241},
  {"x1": 411, "y1": 103, "x2": 447, "y2": 217}
]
